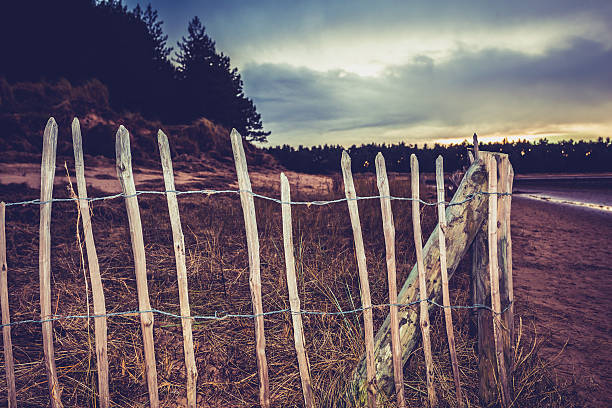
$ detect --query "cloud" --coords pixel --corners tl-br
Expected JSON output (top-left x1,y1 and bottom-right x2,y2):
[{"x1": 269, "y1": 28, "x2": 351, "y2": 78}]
[{"x1": 243, "y1": 37, "x2": 612, "y2": 146}]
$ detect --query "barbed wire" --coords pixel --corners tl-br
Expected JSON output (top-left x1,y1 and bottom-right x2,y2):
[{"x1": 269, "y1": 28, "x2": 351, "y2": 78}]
[
  {"x1": 2, "y1": 188, "x2": 511, "y2": 208},
  {"x1": 0, "y1": 299, "x2": 512, "y2": 329}
]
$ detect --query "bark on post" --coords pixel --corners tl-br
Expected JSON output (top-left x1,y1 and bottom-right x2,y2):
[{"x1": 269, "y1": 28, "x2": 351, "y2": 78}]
[
  {"x1": 410, "y1": 154, "x2": 437, "y2": 407},
  {"x1": 341, "y1": 151, "x2": 377, "y2": 408},
  {"x1": 498, "y1": 157, "x2": 515, "y2": 358},
  {"x1": 347, "y1": 159, "x2": 490, "y2": 406},
  {"x1": 0, "y1": 202, "x2": 17, "y2": 407},
  {"x1": 39, "y1": 117, "x2": 63, "y2": 408},
  {"x1": 230, "y1": 129, "x2": 270, "y2": 408},
  {"x1": 374, "y1": 153, "x2": 406, "y2": 408},
  {"x1": 115, "y1": 126, "x2": 159, "y2": 408},
  {"x1": 71, "y1": 118, "x2": 110, "y2": 408},
  {"x1": 157, "y1": 130, "x2": 198, "y2": 408},
  {"x1": 280, "y1": 173, "x2": 315, "y2": 408},
  {"x1": 435, "y1": 156, "x2": 464, "y2": 407}
]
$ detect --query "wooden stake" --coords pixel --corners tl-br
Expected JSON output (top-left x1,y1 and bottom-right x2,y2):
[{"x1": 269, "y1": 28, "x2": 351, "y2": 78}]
[
  {"x1": 410, "y1": 154, "x2": 437, "y2": 407},
  {"x1": 487, "y1": 155, "x2": 510, "y2": 407},
  {"x1": 341, "y1": 151, "x2": 377, "y2": 408},
  {"x1": 71, "y1": 118, "x2": 110, "y2": 408},
  {"x1": 280, "y1": 173, "x2": 315, "y2": 408},
  {"x1": 374, "y1": 153, "x2": 405, "y2": 408},
  {"x1": 157, "y1": 130, "x2": 198, "y2": 408},
  {"x1": 0, "y1": 202, "x2": 17, "y2": 407},
  {"x1": 39, "y1": 117, "x2": 63, "y2": 408},
  {"x1": 435, "y1": 156, "x2": 464, "y2": 407},
  {"x1": 230, "y1": 129, "x2": 270, "y2": 408},
  {"x1": 473, "y1": 133, "x2": 479, "y2": 161},
  {"x1": 115, "y1": 125, "x2": 159, "y2": 408}
]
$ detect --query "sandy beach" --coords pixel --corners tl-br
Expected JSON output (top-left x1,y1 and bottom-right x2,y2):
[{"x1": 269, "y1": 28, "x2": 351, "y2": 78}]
[{"x1": 511, "y1": 196, "x2": 612, "y2": 406}]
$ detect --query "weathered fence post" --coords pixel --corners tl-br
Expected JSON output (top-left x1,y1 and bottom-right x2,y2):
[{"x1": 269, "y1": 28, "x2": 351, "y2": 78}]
[
  {"x1": 347, "y1": 158, "x2": 490, "y2": 405},
  {"x1": 374, "y1": 153, "x2": 406, "y2": 408},
  {"x1": 39, "y1": 117, "x2": 63, "y2": 408},
  {"x1": 157, "y1": 130, "x2": 198, "y2": 408},
  {"x1": 410, "y1": 154, "x2": 437, "y2": 407},
  {"x1": 115, "y1": 125, "x2": 159, "y2": 408},
  {"x1": 486, "y1": 155, "x2": 510, "y2": 407},
  {"x1": 341, "y1": 151, "x2": 377, "y2": 408},
  {"x1": 71, "y1": 118, "x2": 110, "y2": 408},
  {"x1": 473, "y1": 152, "x2": 514, "y2": 406},
  {"x1": 280, "y1": 173, "x2": 315, "y2": 408},
  {"x1": 1, "y1": 202, "x2": 17, "y2": 407},
  {"x1": 435, "y1": 155, "x2": 464, "y2": 407},
  {"x1": 230, "y1": 129, "x2": 270, "y2": 408}
]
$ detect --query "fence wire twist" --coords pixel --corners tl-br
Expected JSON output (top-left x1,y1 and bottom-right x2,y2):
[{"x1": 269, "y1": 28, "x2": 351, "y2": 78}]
[
  {"x1": 1, "y1": 187, "x2": 512, "y2": 330},
  {"x1": 0, "y1": 299, "x2": 513, "y2": 329},
  {"x1": 3, "y1": 188, "x2": 511, "y2": 208}
]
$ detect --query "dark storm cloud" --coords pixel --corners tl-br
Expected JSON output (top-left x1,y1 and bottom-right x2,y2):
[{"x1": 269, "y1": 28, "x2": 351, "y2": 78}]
[{"x1": 242, "y1": 37, "x2": 612, "y2": 144}]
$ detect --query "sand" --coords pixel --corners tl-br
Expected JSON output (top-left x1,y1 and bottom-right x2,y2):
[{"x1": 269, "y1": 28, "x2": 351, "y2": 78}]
[{"x1": 511, "y1": 197, "x2": 612, "y2": 406}]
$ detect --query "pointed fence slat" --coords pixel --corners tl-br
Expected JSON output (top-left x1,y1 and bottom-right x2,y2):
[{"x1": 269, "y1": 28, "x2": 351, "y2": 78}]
[
  {"x1": 1, "y1": 202, "x2": 17, "y2": 407},
  {"x1": 410, "y1": 154, "x2": 437, "y2": 407},
  {"x1": 39, "y1": 118, "x2": 63, "y2": 408},
  {"x1": 341, "y1": 151, "x2": 377, "y2": 408},
  {"x1": 486, "y1": 155, "x2": 510, "y2": 407},
  {"x1": 230, "y1": 129, "x2": 270, "y2": 408},
  {"x1": 115, "y1": 125, "x2": 159, "y2": 408},
  {"x1": 280, "y1": 173, "x2": 315, "y2": 408},
  {"x1": 157, "y1": 130, "x2": 198, "y2": 408},
  {"x1": 374, "y1": 153, "x2": 405, "y2": 408},
  {"x1": 435, "y1": 156, "x2": 464, "y2": 407},
  {"x1": 71, "y1": 118, "x2": 110, "y2": 408}
]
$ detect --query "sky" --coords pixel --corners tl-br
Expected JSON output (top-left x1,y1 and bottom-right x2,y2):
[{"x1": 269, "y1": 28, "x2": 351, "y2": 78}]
[{"x1": 126, "y1": 1, "x2": 612, "y2": 147}]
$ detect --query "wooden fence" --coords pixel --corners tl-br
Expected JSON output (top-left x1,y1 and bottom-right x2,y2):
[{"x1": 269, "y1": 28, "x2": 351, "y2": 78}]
[{"x1": 0, "y1": 117, "x2": 514, "y2": 407}]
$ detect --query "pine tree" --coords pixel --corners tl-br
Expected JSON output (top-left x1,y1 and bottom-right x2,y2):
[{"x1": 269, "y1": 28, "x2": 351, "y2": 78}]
[{"x1": 175, "y1": 17, "x2": 269, "y2": 142}]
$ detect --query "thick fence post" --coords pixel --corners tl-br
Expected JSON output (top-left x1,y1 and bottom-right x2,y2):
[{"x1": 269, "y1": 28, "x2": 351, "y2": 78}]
[
  {"x1": 1, "y1": 202, "x2": 17, "y2": 407},
  {"x1": 435, "y1": 156, "x2": 464, "y2": 407},
  {"x1": 475, "y1": 152, "x2": 514, "y2": 406},
  {"x1": 39, "y1": 117, "x2": 63, "y2": 408},
  {"x1": 280, "y1": 173, "x2": 315, "y2": 408},
  {"x1": 157, "y1": 130, "x2": 198, "y2": 408},
  {"x1": 410, "y1": 155, "x2": 437, "y2": 407},
  {"x1": 115, "y1": 125, "x2": 159, "y2": 408},
  {"x1": 341, "y1": 151, "x2": 377, "y2": 408},
  {"x1": 374, "y1": 153, "x2": 406, "y2": 408},
  {"x1": 71, "y1": 118, "x2": 110, "y2": 408},
  {"x1": 347, "y1": 159, "x2": 490, "y2": 405},
  {"x1": 230, "y1": 129, "x2": 270, "y2": 408},
  {"x1": 486, "y1": 155, "x2": 510, "y2": 407}
]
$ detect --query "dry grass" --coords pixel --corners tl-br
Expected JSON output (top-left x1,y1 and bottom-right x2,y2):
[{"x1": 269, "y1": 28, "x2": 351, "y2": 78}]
[{"x1": 0, "y1": 170, "x2": 578, "y2": 407}]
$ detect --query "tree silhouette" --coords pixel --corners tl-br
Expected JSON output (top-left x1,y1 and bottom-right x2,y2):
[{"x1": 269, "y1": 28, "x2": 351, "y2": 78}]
[
  {"x1": 0, "y1": 1, "x2": 269, "y2": 141},
  {"x1": 175, "y1": 17, "x2": 269, "y2": 141}
]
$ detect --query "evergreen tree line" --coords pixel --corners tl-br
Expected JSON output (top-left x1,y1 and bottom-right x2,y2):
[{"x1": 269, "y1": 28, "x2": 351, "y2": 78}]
[
  {"x1": 0, "y1": 0, "x2": 269, "y2": 141},
  {"x1": 266, "y1": 138, "x2": 612, "y2": 174}
]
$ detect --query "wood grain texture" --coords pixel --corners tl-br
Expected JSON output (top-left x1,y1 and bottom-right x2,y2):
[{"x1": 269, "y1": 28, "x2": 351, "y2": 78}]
[
  {"x1": 39, "y1": 117, "x2": 63, "y2": 408},
  {"x1": 410, "y1": 154, "x2": 437, "y2": 407},
  {"x1": 341, "y1": 151, "x2": 377, "y2": 408},
  {"x1": 0, "y1": 202, "x2": 17, "y2": 407},
  {"x1": 280, "y1": 173, "x2": 315, "y2": 408},
  {"x1": 486, "y1": 154, "x2": 510, "y2": 407},
  {"x1": 115, "y1": 125, "x2": 159, "y2": 408},
  {"x1": 348, "y1": 159, "x2": 490, "y2": 406},
  {"x1": 230, "y1": 129, "x2": 270, "y2": 408},
  {"x1": 71, "y1": 118, "x2": 110, "y2": 408},
  {"x1": 157, "y1": 130, "x2": 198, "y2": 408},
  {"x1": 435, "y1": 156, "x2": 464, "y2": 407},
  {"x1": 374, "y1": 153, "x2": 405, "y2": 408}
]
